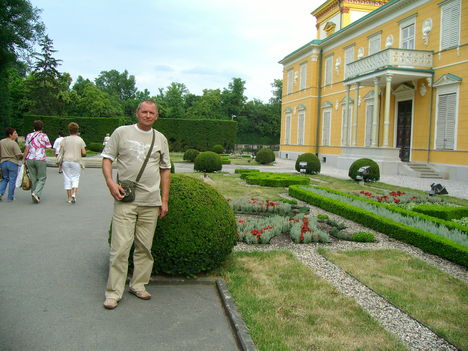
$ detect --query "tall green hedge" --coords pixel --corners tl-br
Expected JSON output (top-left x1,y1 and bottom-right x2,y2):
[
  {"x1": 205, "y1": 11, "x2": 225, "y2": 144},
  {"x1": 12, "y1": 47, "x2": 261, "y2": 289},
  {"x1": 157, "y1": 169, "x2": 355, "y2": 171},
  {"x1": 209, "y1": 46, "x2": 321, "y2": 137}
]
[
  {"x1": 22, "y1": 115, "x2": 123, "y2": 144},
  {"x1": 23, "y1": 115, "x2": 237, "y2": 152},
  {"x1": 155, "y1": 118, "x2": 237, "y2": 152}
]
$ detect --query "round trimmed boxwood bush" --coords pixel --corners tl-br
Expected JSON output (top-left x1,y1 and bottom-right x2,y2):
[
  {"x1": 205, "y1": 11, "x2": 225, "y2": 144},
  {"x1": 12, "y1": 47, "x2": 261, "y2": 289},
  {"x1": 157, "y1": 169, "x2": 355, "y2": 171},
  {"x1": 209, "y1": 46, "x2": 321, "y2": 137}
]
[
  {"x1": 295, "y1": 153, "x2": 321, "y2": 174},
  {"x1": 348, "y1": 158, "x2": 380, "y2": 182},
  {"x1": 194, "y1": 151, "x2": 222, "y2": 172},
  {"x1": 351, "y1": 232, "x2": 376, "y2": 242},
  {"x1": 255, "y1": 148, "x2": 275, "y2": 164},
  {"x1": 170, "y1": 160, "x2": 175, "y2": 173},
  {"x1": 211, "y1": 144, "x2": 224, "y2": 154},
  {"x1": 152, "y1": 174, "x2": 237, "y2": 275},
  {"x1": 183, "y1": 149, "x2": 200, "y2": 162}
]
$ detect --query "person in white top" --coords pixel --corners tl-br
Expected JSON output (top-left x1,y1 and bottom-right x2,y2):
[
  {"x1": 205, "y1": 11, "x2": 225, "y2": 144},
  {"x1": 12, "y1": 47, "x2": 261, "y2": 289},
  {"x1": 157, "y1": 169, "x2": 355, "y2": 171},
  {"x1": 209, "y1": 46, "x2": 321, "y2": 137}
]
[
  {"x1": 58, "y1": 122, "x2": 86, "y2": 203},
  {"x1": 53, "y1": 131, "x2": 64, "y2": 173}
]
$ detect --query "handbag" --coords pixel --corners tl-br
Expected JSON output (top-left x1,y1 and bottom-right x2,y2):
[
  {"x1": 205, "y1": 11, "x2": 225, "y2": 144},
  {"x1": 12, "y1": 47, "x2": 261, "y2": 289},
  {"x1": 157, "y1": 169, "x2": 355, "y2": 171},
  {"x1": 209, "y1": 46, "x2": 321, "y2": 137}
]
[
  {"x1": 21, "y1": 164, "x2": 32, "y2": 191},
  {"x1": 118, "y1": 130, "x2": 155, "y2": 202}
]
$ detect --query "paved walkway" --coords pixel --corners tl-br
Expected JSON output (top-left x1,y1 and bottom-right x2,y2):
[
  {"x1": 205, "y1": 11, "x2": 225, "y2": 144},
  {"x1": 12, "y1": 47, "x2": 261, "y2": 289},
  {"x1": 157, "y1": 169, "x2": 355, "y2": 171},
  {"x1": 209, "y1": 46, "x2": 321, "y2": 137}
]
[{"x1": 0, "y1": 168, "x2": 241, "y2": 351}]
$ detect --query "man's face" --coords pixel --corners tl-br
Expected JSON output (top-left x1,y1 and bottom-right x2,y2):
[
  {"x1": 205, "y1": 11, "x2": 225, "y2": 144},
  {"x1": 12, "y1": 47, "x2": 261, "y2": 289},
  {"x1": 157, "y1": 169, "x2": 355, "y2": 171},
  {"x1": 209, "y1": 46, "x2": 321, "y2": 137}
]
[{"x1": 136, "y1": 103, "x2": 158, "y2": 130}]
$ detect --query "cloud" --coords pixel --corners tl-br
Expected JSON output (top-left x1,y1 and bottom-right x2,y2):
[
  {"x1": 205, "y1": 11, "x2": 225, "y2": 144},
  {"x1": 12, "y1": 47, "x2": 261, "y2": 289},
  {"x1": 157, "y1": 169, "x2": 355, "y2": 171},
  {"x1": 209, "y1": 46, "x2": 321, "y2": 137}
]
[{"x1": 154, "y1": 65, "x2": 175, "y2": 73}]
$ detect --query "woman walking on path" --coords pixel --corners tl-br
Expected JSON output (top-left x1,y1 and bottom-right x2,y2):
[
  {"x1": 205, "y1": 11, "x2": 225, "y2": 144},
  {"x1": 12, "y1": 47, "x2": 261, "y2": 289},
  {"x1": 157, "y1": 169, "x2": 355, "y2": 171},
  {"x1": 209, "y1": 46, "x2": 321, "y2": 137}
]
[
  {"x1": 58, "y1": 122, "x2": 86, "y2": 204},
  {"x1": 0, "y1": 128, "x2": 22, "y2": 201},
  {"x1": 23, "y1": 120, "x2": 52, "y2": 204}
]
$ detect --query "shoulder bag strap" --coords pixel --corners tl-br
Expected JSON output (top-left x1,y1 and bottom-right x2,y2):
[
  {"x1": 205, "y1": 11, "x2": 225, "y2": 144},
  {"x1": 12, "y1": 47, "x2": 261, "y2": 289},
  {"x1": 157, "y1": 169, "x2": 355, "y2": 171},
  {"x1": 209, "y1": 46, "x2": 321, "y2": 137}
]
[{"x1": 135, "y1": 130, "x2": 155, "y2": 183}]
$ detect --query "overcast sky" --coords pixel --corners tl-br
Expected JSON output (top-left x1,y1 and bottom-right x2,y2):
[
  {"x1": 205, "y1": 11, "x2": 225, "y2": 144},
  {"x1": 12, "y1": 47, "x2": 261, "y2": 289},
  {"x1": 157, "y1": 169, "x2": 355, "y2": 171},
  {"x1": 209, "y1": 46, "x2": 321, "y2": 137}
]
[{"x1": 30, "y1": 0, "x2": 322, "y2": 102}]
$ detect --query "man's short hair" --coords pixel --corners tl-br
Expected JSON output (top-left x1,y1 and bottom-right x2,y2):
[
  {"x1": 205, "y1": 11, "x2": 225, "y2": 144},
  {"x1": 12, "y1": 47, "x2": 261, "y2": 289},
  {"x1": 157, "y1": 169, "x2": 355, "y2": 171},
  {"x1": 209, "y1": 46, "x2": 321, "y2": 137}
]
[
  {"x1": 59, "y1": 131, "x2": 65, "y2": 137},
  {"x1": 136, "y1": 100, "x2": 158, "y2": 113},
  {"x1": 68, "y1": 122, "x2": 79, "y2": 135},
  {"x1": 33, "y1": 120, "x2": 43, "y2": 131},
  {"x1": 5, "y1": 127, "x2": 16, "y2": 137}
]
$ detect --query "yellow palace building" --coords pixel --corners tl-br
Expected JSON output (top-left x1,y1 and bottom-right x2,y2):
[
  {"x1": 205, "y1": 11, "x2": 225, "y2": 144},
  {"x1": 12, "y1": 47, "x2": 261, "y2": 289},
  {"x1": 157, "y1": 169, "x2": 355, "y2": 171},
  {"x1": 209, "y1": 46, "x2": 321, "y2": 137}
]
[{"x1": 279, "y1": 0, "x2": 467, "y2": 181}]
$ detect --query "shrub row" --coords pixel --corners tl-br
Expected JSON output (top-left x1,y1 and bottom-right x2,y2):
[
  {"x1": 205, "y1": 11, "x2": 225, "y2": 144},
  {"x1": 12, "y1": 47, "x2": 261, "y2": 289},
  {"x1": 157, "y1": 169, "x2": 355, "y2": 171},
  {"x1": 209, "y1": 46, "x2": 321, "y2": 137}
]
[
  {"x1": 155, "y1": 118, "x2": 237, "y2": 152},
  {"x1": 412, "y1": 204, "x2": 468, "y2": 221},
  {"x1": 315, "y1": 186, "x2": 468, "y2": 235},
  {"x1": 234, "y1": 168, "x2": 260, "y2": 175},
  {"x1": 245, "y1": 172, "x2": 310, "y2": 187},
  {"x1": 289, "y1": 185, "x2": 468, "y2": 266},
  {"x1": 23, "y1": 115, "x2": 122, "y2": 145}
]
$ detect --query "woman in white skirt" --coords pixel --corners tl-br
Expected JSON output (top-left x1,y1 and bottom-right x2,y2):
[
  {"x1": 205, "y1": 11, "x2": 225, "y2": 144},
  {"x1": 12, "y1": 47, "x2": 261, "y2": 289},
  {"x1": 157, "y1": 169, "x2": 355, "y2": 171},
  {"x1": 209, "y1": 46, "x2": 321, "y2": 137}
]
[{"x1": 58, "y1": 122, "x2": 86, "y2": 203}]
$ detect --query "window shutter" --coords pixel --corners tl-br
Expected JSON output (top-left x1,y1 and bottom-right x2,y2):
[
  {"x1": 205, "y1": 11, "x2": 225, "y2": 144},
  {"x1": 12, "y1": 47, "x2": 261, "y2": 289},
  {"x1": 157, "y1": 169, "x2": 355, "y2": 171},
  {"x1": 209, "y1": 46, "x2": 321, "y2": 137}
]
[
  {"x1": 285, "y1": 114, "x2": 291, "y2": 144},
  {"x1": 441, "y1": 0, "x2": 460, "y2": 49},
  {"x1": 300, "y1": 63, "x2": 307, "y2": 90},
  {"x1": 445, "y1": 93, "x2": 456, "y2": 149},
  {"x1": 322, "y1": 110, "x2": 331, "y2": 145},
  {"x1": 436, "y1": 93, "x2": 456, "y2": 150},
  {"x1": 298, "y1": 112, "x2": 305, "y2": 145}
]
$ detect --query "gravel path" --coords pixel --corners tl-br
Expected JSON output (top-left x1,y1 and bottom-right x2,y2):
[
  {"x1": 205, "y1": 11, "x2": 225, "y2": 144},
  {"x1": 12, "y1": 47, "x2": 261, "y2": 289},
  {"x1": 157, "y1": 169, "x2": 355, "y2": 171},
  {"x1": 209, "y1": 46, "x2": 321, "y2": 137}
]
[{"x1": 234, "y1": 197, "x2": 467, "y2": 351}]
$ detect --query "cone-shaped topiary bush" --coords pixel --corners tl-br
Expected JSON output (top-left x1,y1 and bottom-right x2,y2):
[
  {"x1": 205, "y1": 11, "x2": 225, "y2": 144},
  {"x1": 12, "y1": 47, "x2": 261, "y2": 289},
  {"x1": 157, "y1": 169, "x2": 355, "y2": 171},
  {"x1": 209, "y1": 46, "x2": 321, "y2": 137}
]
[
  {"x1": 183, "y1": 149, "x2": 200, "y2": 162},
  {"x1": 152, "y1": 174, "x2": 237, "y2": 275},
  {"x1": 295, "y1": 153, "x2": 321, "y2": 174},
  {"x1": 255, "y1": 147, "x2": 275, "y2": 164},
  {"x1": 211, "y1": 144, "x2": 224, "y2": 154},
  {"x1": 194, "y1": 151, "x2": 222, "y2": 172},
  {"x1": 348, "y1": 158, "x2": 380, "y2": 182}
]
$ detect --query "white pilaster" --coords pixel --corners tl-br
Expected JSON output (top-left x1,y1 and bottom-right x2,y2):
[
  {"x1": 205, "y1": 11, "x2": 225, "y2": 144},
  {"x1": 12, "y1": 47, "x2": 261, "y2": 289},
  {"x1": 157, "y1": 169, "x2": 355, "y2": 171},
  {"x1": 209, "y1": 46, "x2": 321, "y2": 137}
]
[
  {"x1": 383, "y1": 74, "x2": 392, "y2": 147},
  {"x1": 372, "y1": 78, "x2": 380, "y2": 147},
  {"x1": 352, "y1": 83, "x2": 359, "y2": 146}
]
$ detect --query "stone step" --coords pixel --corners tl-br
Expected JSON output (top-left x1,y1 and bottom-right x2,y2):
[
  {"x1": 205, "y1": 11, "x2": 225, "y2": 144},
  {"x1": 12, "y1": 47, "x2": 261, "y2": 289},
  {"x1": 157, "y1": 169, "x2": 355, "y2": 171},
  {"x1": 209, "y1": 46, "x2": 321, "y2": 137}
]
[{"x1": 406, "y1": 163, "x2": 443, "y2": 179}]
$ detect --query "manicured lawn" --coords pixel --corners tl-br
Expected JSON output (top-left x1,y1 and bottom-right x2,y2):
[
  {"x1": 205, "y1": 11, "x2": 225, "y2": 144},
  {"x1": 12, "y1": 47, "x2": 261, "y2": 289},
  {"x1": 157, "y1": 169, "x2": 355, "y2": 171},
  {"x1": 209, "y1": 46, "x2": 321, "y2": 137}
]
[
  {"x1": 320, "y1": 249, "x2": 468, "y2": 350},
  {"x1": 216, "y1": 251, "x2": 407, "y2": 351}
]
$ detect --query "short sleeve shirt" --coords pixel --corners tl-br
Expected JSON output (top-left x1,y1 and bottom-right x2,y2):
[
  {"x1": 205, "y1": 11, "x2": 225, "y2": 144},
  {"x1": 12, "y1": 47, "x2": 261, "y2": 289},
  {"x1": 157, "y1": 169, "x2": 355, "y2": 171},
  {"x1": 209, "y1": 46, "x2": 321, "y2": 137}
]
[
  {"x1": 101, "y1": 125, "x2": 171, "y2": 206},
  {"x1": 53, "y1": 137, "x2": 64, "y2": 155},
  {"x1": 0, "y1": 138, "x2": 22, "y2": 165},
  {"x1": 25, "y1": 132, "x2": 52, "y2": 161},
  {"x1": 61, "y1": 136, "x2": 86, "y2": 162}
]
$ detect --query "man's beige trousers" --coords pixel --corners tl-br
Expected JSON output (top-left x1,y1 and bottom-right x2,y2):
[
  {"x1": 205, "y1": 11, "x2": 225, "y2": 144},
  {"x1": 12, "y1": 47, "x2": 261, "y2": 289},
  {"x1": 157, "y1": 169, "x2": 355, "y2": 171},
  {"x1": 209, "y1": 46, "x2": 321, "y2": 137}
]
[{"x1": 105, "y1": 202, "x2": 159, "y2": 300}]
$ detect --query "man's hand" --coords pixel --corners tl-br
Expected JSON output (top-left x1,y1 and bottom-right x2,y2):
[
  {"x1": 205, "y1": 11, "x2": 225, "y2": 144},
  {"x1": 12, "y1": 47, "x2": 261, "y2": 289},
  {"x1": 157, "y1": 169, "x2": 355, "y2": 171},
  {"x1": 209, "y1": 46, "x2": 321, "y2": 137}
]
[
  {"x1": 159, "y1": 202, "x2": 168, "y2": 218},
  {"x1": 102, "y1": 158, "x2": 125, "y2": 201},
  {"x1": 107, "y1": 179, "x2": 125, "y2": 201}
]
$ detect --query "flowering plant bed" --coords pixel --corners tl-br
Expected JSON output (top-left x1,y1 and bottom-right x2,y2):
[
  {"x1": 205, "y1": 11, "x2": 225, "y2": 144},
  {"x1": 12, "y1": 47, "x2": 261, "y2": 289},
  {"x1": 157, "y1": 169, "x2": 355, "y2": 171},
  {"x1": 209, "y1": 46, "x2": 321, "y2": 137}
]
[
  {"x1": 229, "y1": 197, "x2": 308, "y2": 216},
  {"x1": 289, "y1": 215, "x2": 330, "y2": 243},
  {"x1": 289, "y1": 185, "x2": 468, "y2": 266},
  {"x1": 355, "y1": 189, "x2": 444, "y2": 207},
  {"x1": 237, "y1": 215, "x2": 290, "y2": 244}
]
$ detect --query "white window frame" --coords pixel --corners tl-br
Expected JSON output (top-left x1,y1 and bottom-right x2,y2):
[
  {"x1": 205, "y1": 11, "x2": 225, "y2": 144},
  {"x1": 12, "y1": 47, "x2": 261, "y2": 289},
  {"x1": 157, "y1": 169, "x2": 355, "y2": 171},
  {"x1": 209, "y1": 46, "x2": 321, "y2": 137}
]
[
  {"x1": 324, "y1": 55, "x2": 333, "y2": 86},
  {"x1": 299, "y1": 62, "x2": 307, "y2": 90},
  {"x1": 368, "y1": 32, "x2": 381, "y2": 55},
  {"x1": 285, "y1": 112, "x2": 292, "y2": 144},
  {"x1": 322, "y1": 108, "x2": 332, "y2": 146},
  {"x1": 297, "y1": 109, "x2": 305, "y2": 145},
  {"x1": 440, "y1": 0, "x2": 461, "y2": 50},
  {"x1": 344, "y1": 45, "x2": 355, "y2": 79},
  {"x1": 435, "y1": 84, "x2": 459, "y2": 150},
  {"x1": 399, "y1": 15, "x2": 416, "y2": 49},
  {"x1": 287, "y1": 69, "x2": 293, "y2": 94}
]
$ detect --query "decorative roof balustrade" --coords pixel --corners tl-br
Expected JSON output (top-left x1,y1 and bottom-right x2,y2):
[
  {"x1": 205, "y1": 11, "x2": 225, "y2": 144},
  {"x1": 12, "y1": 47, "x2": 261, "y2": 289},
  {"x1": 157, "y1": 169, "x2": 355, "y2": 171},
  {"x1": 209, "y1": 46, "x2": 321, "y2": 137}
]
[{"x1": 345, "y1": 48, "x2": 433, "y2": 80}]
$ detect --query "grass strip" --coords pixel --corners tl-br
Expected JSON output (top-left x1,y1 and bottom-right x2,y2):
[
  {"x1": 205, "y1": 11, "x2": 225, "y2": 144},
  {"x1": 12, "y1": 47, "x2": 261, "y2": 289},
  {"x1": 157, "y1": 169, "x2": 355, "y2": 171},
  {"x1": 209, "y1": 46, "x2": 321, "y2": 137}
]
[
  {"x1": 216, "y1": 251, "x2": 407, "y2": 351},
  {"x1": 321, "y1": 249, "x2": 468, "y2": 350}
]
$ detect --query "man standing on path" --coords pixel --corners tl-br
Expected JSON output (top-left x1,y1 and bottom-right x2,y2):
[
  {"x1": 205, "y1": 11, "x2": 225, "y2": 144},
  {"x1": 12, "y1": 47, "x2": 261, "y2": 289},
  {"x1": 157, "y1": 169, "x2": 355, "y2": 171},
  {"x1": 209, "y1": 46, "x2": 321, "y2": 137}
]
[{"x1": 101, "y1": 100, "x2": 171, "y2": 310}]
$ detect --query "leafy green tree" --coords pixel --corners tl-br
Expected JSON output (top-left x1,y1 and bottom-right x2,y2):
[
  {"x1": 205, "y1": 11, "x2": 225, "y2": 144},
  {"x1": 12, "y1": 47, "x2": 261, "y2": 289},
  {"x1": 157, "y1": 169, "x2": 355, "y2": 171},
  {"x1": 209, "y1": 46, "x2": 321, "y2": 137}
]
[
  {"x1": 159, "y1": 82, "x2": 189, "y2": 118},
  {"x1": 187, "y1": 89, "x2": 223, "y2": 119},
  {"x1": 24, "y1": 35, "x2": 69, "y2": 115},
  {"x1": 95, "y1": 69, "x2": 137, "y2": 101},
  {"x1": 69, "y1": 77, "x2": 123, "y2": 117},
  {"x1": 221, "y1": 77, "x2": 246, "y2": 120},
  {"x1": 0, "y1": 0, "x2": 44, "y2": 129}
]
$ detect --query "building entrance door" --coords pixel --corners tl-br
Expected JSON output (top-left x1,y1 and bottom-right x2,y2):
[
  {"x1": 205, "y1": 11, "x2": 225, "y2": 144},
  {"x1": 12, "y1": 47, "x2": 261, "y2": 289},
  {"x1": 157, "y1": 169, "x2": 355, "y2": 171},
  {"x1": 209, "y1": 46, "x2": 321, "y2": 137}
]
[{"x1": 396, "y1": 100, "x2": 412, "y2": 162}]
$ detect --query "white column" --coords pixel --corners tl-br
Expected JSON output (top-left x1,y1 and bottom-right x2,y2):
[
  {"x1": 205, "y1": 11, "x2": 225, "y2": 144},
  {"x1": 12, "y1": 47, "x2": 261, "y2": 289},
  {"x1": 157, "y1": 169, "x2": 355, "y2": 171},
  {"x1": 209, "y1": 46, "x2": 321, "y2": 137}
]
[
  {"x1": 383, "y1": 74, "x2": 392, "y2": 147},
  {"x1": 371, "y1": 78, "x2": 380, "y2": 147},
  {"x1": 352, "y1": 83, "x2": 359, "y2": 146},
  {"x1": 345, "y1": 85, "x2": 350, "y2": 146}
]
